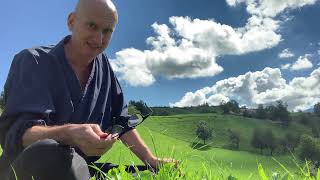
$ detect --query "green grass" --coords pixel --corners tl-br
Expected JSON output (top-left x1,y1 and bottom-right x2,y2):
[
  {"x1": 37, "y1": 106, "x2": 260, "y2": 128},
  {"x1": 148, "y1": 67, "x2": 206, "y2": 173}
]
[
  {"x1": 98, "y1": 125, "x2": 303, "y2": 179},
  {"x1": 0, "y1": 112, "x2": 317, "y2": 179},
  {"x1": 143, "y1": 113, "x2": 312, "y2": 152}
]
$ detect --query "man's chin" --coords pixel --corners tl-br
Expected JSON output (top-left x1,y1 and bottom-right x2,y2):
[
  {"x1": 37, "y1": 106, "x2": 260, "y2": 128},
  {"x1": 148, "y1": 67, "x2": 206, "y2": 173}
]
[{"x1": 83, "y1": 49, "x2": 102, "y2": 59}]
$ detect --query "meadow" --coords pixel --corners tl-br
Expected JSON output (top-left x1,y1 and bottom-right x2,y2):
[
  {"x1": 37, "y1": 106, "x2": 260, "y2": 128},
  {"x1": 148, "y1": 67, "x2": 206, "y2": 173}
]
[
  {"x1": 96, "y1": 113, "x2": 316, "y2": 179},
  {"x1": 0, "y1": 112, "x2": 319, "y2": 179}
]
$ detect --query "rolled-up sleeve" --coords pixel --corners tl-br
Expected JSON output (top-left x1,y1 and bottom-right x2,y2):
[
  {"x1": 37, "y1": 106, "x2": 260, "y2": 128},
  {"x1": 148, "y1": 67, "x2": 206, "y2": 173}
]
[
  {"x1": 0, "y1": 49, "x2": 54, "y2": 158},
  {"x1": 109, "y1": 65, "x2": 134, "y2": 137},
  {"x1": 4, "y1": 115, "x2": 46, "y2": 157}
]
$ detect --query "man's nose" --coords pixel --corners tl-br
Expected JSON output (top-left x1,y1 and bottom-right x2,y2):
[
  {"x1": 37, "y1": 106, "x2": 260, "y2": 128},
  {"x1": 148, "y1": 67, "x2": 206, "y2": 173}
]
[{"x1": 92, "y1": 31, "x2": 103, "y2": 46}]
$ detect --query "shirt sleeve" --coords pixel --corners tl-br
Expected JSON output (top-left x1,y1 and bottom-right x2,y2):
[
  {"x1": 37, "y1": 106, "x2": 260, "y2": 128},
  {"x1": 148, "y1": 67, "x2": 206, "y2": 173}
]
[
  {"x1": 109, "y1": 62, "x2": 134, "y2": 137},
  {"x1": 0, "y1": 49, "x2": 54, "y2": 159}
]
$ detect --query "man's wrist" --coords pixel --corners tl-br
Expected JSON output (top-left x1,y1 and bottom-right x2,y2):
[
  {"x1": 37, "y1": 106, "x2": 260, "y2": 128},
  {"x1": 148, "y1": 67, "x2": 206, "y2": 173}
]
[
  {"x1": 53, "y1": 124, "x2": 76, "y2": 145},
  {"x1": 145, "y1": 155, "x2": 158, "y2": 168}
]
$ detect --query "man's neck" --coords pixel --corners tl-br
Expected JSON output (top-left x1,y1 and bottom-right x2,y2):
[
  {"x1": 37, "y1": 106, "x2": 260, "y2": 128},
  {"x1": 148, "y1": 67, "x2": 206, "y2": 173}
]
[{"x1": 64, "y1": 38, "x2": 93, "y2": 71}]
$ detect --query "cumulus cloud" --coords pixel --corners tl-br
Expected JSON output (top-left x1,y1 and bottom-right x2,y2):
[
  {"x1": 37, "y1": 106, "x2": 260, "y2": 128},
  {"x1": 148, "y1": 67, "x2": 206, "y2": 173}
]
[
  {"x1": 171, "y1": 67, "x2": 320, "y2": 111},
  {"x1": 226, "y1": 0, "x2": 317, "y2": 17},
  {"x1": 111, "y1": 15, "x2": 281, "y2": 86},
  {"x1": 281, "y1": 63, "x2": 291, "y2": 69},
  {"x1": 225, "y1": 0, "x2": 246, "y2": 7},
  {"x1": 290, "y1": 55, "x2": 313, "y2": 71},
  {"x1": 111, "y1": 0, "x2": 317, "y2": 86},
  {"x1": 279, "y1": 48, "x2": 294, "y2": 58},
  {"x1": 111, "y1": 48, "x2": 155, "y2": 87}
]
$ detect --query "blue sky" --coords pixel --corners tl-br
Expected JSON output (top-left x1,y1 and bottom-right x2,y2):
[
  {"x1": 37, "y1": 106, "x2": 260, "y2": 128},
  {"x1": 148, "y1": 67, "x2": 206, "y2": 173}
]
[{"x1": 1, "y1": 0, "x2": 320, "y2": 111}]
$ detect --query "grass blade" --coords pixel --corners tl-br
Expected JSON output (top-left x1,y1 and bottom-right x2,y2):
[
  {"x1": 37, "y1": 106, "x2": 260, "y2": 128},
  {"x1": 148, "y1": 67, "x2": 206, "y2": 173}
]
[{"x1": 258, "y1": 163, "x2": 268, "y2": 180}]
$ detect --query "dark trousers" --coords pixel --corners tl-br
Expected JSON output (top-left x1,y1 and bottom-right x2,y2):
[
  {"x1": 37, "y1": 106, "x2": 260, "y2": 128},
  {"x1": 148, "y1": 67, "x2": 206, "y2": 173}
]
[{"x1": 2, "y1": 139, "x2": 97, "y2": 180}]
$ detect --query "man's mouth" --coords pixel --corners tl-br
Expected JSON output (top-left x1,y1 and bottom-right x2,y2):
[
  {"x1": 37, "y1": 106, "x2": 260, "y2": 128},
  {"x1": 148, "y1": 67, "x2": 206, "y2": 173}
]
[{"x1": 86, "y1": 42, "x2": 101, "y2": 50}]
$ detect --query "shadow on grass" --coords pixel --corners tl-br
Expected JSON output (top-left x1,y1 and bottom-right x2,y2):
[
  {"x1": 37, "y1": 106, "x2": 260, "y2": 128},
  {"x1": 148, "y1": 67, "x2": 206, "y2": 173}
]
[{"x1": 190, "y1": 142, "x2": 213, "y2": 151}]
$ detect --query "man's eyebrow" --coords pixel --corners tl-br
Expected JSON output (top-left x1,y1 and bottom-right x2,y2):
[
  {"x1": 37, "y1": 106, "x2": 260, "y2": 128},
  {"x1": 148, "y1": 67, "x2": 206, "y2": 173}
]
[{"x1": 103, "y1": 27, "x2": 114, "y2": 32}]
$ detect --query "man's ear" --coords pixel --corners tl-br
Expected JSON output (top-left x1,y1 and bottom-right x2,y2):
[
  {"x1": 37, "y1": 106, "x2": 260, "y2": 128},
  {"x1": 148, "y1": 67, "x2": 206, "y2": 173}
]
[{"x1": 67, "y1": 12, "x2": 75, "y2": 31}]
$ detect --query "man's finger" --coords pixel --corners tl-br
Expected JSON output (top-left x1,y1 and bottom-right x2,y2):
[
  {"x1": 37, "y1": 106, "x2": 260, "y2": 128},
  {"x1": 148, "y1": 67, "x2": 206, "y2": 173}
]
[
  {"x1": 111, "y1": 133, "x2": 119, "y2": 139},
  {"x1": 90, "y1": 124, "x2": 105, "y2": 136}
]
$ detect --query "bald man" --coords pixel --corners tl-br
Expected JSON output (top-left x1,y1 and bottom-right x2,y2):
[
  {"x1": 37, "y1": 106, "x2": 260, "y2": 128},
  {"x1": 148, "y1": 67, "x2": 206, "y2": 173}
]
[{"x1": 0, "y1": 0, "x2": 175, "y2": 179}]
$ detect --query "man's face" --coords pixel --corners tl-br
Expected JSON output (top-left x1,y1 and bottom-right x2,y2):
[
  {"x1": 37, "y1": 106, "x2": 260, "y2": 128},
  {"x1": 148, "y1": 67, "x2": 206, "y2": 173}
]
[{"x1": 68, "y1": 2, "x2": 117, "y2": 58}]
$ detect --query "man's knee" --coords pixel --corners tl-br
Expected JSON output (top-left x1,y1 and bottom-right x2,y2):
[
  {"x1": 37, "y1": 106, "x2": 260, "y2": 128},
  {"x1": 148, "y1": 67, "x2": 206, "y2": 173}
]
[
  {"x1": 8, "y1": 139, "x2": 90, "y2": 180},
  {"x1": 17, "y1": 139, "x2": 73, "y2": 168}
]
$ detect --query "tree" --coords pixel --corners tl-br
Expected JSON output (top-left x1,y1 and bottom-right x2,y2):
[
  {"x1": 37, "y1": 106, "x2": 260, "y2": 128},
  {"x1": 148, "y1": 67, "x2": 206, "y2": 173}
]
[
  {"x1": 298, "y1": 113, "x2": 311, "y2": 126},
  {"x1": 298, "y1": 134, "x2": 320, "y2": 163},
  {"x1": 219, "y1": 100, "x2": 240, "y2": 114},
  {"x1": 267, "y1": 101, "x2": 290, "y2": 126},
  {"x1": 229, "y1": 100, "x2": 240, "y2": 113},
  {"x1": 285, "y1": 133, "x2": 300, "y2": 152},
  {"x1": 220, "y1": 100, "x2": 230, "y2": 114},
  {"x1": 278, "y1": 133, "x2": 300, "y2": 153},
  {"x1": 265, "y1": 105, "x2": 276, "y2": 120},
  {"x1": 256, "y1": 104, "x2": 267, "y2": 119},
  {"x1": 314, "y1": 102, "x2": 320, "y2": 117},
  {"x1": 129, "y1": 100, "x2": 149, "y2": 115},
  {"x1": 228, "y1": 129, "x2": 241, "y2": 150},
  {"x1": 312, "y1": 126, "x2": 320, "y2": 138},
  {"x1": 275, "y1": 101, "x2": 290, "y2": 126},
  {"x1": 128, "y1": 103, "x2": 139, "y2": 115},
  {"x1": 0, "y1": 91, "x2": 4, "y2": 110},
  {"x1": 264, "y1": 130, "x2": 277, "y2": 156},
  {"x1": 251, "y1": 128, "x2": 267, "y2": 154},
  {"x1": 241, "y1": 106, "x2": 253, "y2": 118},
  {"x1": 196, "y1": 120, "x2": 213, "y2": 144}
]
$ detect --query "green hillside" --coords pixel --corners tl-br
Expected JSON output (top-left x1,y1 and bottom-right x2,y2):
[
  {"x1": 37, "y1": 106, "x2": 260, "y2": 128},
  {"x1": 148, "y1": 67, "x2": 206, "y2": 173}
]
[
  {"x1": 143, "y1": 113, "x2": 312, "y2": 152},
  {"x1": 101, "y1": 125, "x2": 299, "y2": 179}
]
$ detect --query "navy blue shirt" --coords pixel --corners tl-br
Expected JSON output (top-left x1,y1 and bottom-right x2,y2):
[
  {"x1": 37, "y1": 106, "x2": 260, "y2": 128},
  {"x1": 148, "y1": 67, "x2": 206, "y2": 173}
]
[{"x1": 0, "y1": 36, "x2": 133, "y2": 166}]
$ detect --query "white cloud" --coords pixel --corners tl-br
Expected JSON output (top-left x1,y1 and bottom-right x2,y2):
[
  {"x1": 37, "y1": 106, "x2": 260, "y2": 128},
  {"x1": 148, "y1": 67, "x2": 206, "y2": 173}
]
[
  {"x1": 112, "y1": 0, "x2": 317, "y2": 86},
  {"x1": 290, "y1": 55, "x2": 313, "y2": 71},
  {"x1": 169, "y1": 88, "x2": 210, "y2": 107},
  {"x1": 111, "y1": 48, "x2": 155, "y2": 87},
  {"x1": 279, "y1": 48, "x2": 294, "y2": 58},
  {"x1": 172, "y1": 67, "x2": 320, "y2": 111},
  {"x1": 226, "y1": 0, "x2": 246, "y2": 7},
  {"x1": 112, "y1": 16, "x2": 280, "y2": 86},
  {"x1": 318, "y1": 49, "x2": 320, "y2": 55},
  {"x1": 281, "y1": 63, "x2": 291, "y2": 69},
  {"x1": 227, "y1": 0, "x2": 317, "y2": 17}
]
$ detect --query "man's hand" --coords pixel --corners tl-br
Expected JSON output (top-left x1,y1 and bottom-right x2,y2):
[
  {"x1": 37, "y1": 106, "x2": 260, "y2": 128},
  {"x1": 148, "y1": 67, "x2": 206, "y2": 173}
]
[
  {"x1": 119, "y1": 129, "x2": 180, "y2": 171},
  {"x1": 22, "y1": 124, "x2": 118, "y2": 156},
  {"x1": 67, "y1": 124, "x2": 118, "y2": 156},
  {"x1": 147, "y1": 156, "x2": 180, "y2": 170}
]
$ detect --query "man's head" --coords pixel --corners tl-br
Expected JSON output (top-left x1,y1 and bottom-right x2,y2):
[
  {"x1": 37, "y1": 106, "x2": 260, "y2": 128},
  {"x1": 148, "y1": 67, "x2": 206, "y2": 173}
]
[{"x1": 67, "y1": 0, "x2": 118, "y2": 59}]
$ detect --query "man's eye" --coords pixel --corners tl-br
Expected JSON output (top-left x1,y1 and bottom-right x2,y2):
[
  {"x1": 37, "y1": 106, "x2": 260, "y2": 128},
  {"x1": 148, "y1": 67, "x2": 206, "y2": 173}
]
[{"x1": 88, "y1": 23, "x2": 96, "y2": 29}]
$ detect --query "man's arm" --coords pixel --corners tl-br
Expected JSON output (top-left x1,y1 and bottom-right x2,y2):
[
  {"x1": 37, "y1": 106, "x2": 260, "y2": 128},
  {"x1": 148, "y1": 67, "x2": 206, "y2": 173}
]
[
  {"x1": 22, "y1": 125, "x2": 73, "y2": 147},
  {"x1": 120, "y1": 129, "x2": 157, "y2": 167},
  {"x1": 22, "y1": 124, "x2": 117, "y2": 156}
]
